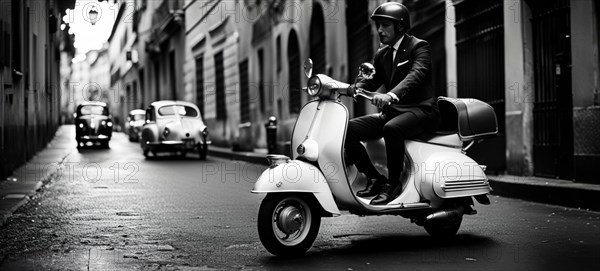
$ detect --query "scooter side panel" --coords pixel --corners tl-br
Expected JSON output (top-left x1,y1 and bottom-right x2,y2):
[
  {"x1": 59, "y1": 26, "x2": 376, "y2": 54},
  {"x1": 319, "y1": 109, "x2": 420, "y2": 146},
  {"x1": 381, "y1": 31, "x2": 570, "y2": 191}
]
[
  {"x1": 251, "y1": 160, "x2": 341, "y2": 215},
  {"x1": 420, "y1": 152, "x2": 491, "y2": 201}
]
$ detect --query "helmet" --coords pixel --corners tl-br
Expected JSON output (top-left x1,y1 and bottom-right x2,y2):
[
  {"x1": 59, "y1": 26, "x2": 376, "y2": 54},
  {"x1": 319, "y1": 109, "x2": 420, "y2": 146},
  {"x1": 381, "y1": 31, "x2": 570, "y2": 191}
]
[{"x1": 371, "y1": 2, "x2": 411, "y2": 29}]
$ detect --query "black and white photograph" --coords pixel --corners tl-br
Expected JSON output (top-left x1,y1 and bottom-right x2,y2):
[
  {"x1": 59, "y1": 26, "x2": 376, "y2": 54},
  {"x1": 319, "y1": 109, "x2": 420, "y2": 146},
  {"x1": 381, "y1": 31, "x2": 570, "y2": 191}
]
[{"x1": 1, "y1": 0, "x2": 599, "y2": 270}]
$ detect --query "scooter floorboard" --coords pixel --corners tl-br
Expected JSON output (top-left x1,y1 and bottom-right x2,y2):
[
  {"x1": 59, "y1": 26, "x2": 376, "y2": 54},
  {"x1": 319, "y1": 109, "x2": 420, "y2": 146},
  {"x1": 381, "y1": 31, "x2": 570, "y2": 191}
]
[{"x1": 354, "y1": 197, "x2": 432, "y2": 216}]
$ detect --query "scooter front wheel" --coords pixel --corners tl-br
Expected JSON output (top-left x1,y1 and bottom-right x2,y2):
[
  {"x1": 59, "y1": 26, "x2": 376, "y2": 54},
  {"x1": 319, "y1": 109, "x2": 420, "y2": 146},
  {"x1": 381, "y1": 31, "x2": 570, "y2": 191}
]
[{"x1": 257, "y1": 193, "x2": 321, "y2": 256}]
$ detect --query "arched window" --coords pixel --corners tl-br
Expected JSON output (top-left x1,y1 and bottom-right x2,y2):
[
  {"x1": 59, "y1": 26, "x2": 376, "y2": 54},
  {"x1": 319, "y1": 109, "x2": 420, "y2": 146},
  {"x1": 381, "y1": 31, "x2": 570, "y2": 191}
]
[
  {"x1": 310, "y1": 4, "x2": 326, "y2": 75},
  {"x1": 288, "y1": 30, "x2": 301, "y2": 114}
]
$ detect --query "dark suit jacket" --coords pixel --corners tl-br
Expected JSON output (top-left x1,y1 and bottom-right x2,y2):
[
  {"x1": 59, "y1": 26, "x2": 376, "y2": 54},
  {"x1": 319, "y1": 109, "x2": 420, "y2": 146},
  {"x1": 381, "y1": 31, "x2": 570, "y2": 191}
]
[{"x1": 357, "y1": 34, "x2": 439, "y2": 129}]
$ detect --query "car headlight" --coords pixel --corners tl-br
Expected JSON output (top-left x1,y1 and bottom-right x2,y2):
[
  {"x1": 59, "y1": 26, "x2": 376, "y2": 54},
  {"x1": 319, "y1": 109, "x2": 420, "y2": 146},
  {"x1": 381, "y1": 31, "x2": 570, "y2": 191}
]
[
  {"x1": 307, "y1": 76, "x2": 321, "y2": 96},
  {"x1": 163, "y1": 127, "x2": 170, "y2": 137},
  {"x1": 78, "y1": 123, "x2": 84, "y2": 128},
  {"x1": 101, "y1": 120, "x2": 106, "y2": 126},
  {"x1": 107, "y1": 122, "x2": 113, "y2": 127}
]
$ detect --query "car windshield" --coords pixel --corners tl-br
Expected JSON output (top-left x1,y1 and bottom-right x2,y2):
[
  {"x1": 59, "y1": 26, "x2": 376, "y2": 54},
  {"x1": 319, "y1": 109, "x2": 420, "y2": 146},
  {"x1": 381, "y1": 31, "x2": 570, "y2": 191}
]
[
  {"x1": 131, "y1": 114, "x2": 145, "y2": 121},
  {"x1": 158, "y1": 105, "x2": 198, "y2": 117},
  {"x1": 80, "y1": 105, "x2": 108, "y2": 115}
]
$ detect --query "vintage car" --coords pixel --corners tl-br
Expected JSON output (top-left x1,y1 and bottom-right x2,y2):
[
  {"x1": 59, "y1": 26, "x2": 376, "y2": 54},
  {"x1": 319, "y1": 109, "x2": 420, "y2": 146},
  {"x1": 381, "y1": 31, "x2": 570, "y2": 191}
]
[
  {"x1": 74, "y1": 101, "x2": 113, "y2": 148},
  {"x1": 126, "y1": 109, "x2": 146, "y2": 142},
  {"x1": 140, "y1": 100, "x2": 210, "y2": 159}
]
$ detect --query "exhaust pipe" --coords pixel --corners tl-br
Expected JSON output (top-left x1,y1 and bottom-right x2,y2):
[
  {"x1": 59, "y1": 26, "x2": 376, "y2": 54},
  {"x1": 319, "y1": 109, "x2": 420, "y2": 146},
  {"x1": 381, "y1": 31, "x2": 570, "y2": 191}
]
[{"x1": 425, "y1": 206, "x2": 464, "y2": 224}]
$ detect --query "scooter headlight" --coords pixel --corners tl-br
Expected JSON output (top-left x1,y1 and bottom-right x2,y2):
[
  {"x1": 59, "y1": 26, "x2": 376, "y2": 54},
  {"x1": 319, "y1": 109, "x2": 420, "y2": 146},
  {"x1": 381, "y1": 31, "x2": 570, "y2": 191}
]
[{"x1": 307, "y1": 76, "x2": 321, "y2": 96}]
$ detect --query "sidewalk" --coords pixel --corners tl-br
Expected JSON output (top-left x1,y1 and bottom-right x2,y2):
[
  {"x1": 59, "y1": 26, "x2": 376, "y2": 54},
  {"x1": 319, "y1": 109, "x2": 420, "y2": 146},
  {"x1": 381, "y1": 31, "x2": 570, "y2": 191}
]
[
  {"x1": 0, "y1": 125, "x2": 75, "y2": 226},
  {"x1": 209, "y1": 146, "x2": 600, "y2": 211}
]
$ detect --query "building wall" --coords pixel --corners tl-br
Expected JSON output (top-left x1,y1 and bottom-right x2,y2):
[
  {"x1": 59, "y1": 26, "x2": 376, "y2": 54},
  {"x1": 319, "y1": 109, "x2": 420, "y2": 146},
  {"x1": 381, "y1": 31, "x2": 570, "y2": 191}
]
[
  {"x1": 127, "y1": 0, "x2": 600, "y2": 183},
  {"x1": 108, "y1": 0, "x2": 137, "y2": 130},
  {"x1": 504, "y1": 0, "x2": 534, "y2": 176},
  {"x1": 570, "y1": 0, "x2": 600, "y2": 182},
  {"x1": 500, "y1": 0, "x2": 600, "y2": 182},
  {"x1": 70, "y1": 60, "x2": 91, "y2": 112},
  {"x1": 59, "y1": 28, "x2": 75, "y2": 124},
  {"x1": 184, "y1": 0, "x2": 359, "y2": 150},
  {"x1": 0, "y1": 0, "x2": 70, "y2": 179},
  {"x1": 89, "y1": 48, "x2": 113, "y2": 112}
]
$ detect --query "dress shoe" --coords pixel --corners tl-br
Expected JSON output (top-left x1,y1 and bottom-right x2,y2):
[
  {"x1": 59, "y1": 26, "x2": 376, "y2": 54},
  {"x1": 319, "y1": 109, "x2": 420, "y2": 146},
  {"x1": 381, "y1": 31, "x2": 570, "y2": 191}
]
[
  {"x1": 356, "y1": 176, "x2": 386, "y2": 197},
  {"x1": 370, "y1": 183, "x2": 402, "y2": 205}
]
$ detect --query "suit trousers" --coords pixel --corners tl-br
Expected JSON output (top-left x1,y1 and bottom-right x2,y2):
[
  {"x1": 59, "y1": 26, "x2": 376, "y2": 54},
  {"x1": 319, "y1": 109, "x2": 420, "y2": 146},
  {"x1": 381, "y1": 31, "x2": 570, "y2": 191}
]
[{"x1": 345, "y1": 111, "x2": 425, "y2": 184}]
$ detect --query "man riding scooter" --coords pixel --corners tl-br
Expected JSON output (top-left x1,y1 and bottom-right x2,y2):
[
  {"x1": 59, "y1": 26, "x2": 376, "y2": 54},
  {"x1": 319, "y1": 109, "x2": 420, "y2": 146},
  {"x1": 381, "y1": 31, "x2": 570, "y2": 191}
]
[{"x1": 346, "y1": 2, "x2": 441, "y2": 205}]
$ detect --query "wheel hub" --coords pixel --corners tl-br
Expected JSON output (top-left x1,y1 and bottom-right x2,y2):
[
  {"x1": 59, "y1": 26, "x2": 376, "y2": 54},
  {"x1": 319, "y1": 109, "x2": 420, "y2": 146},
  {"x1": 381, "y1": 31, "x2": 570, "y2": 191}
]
[{"x1": 276, "y1": 205, "x2": 304, "y2": 234}]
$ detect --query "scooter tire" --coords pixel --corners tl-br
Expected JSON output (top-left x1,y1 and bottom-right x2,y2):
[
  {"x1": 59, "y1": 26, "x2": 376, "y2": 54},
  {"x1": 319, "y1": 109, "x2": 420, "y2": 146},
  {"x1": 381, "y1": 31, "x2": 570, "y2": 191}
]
[{"x1": 257, "y1": 193, "x2": 321, "y2": 256}]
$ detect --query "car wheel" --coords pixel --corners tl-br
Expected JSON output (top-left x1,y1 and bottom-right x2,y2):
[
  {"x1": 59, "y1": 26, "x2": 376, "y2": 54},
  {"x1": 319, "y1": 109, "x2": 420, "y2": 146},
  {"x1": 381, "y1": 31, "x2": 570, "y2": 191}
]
[{"x1": 143, "y1": 148, "x2": 149, "y2": 158}]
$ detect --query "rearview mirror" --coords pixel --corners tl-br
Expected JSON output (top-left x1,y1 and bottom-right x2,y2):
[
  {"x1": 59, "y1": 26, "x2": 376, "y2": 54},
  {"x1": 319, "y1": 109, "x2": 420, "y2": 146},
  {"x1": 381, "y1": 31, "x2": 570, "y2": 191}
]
[
  {"x1": 358, "y1": 63, "x2": 375, "y2": 80},
  {"x1": 303, "y1": 58, "x2": 313, "y2": 78}
]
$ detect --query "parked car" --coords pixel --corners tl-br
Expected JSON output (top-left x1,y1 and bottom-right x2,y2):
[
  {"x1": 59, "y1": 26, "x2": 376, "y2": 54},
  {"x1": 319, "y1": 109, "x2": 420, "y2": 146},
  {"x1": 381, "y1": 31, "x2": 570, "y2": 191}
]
[
  {"x1": 140, "y1": 100, "x2": 210, "y2": 159},
  {"x1": 74, "y1": 101, "x2": 113, "y2": 148},
  {"x1": 127, "y1": 109, "x2": 146, "y2": 142}
]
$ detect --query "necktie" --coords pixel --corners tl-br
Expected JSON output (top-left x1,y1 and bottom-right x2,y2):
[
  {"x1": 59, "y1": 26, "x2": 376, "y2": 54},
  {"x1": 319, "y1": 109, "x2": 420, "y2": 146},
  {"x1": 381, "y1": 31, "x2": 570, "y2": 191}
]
[{"x1": 386, "y1": 47, "x2": 395, "y2": 79}]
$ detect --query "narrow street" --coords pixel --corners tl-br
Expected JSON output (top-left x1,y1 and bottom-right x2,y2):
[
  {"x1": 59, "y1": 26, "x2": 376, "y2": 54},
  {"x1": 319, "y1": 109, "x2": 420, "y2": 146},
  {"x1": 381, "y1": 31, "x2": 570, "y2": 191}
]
[{"x1": 1, "y1": 126, "x2": 599, "y2": 270}]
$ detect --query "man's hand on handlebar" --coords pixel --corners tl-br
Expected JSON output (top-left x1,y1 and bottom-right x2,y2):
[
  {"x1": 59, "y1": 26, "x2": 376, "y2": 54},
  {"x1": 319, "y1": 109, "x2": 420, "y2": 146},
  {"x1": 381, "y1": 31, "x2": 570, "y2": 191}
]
[
  {"x1": 372, "y1": 93, "x2": 393, "y2": 108},
  {"x1": 347, "y1": 85, "x2": 357, "y2": 96}
]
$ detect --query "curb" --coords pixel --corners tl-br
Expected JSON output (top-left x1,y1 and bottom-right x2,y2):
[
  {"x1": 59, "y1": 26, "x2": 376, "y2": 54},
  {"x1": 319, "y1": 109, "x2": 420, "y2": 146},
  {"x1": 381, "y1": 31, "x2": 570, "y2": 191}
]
[
  {"x1": 0, "y1": 195, "x2": 30, "y2": 226},
  {"x1": 0, "y1": 174, "x2": 60, "y2": 227},
  {"x1": 488, "y1": 175, "x2": 600, "y2": 211},
  {"x1": 0, "y1": 126, "x2": 75, "y2": 227},
  {"x1": 208, "y1": 147, "x2": 269, "y2": 166}
]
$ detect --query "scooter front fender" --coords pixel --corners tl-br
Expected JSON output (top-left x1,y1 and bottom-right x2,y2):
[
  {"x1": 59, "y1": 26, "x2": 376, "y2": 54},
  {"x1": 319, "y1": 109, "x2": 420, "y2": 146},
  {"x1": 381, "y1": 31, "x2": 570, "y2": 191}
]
[{"x1": 252, "y1": 160, "x2": 341, "y2": 216}]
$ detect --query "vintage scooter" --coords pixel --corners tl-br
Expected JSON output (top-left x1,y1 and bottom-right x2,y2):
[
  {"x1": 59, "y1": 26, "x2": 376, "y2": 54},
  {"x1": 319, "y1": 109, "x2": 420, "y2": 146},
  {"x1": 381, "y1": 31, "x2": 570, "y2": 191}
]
[{"x1": 252, "y1": 59, "x2": 498, "y2": 256}]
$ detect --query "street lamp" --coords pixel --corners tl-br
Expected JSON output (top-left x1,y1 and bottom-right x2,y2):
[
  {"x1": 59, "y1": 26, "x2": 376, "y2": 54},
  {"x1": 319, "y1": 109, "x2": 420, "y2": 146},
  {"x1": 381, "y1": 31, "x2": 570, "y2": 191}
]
[{"x1": 89, "y1": 7, "x2": 99, "y2": 25}]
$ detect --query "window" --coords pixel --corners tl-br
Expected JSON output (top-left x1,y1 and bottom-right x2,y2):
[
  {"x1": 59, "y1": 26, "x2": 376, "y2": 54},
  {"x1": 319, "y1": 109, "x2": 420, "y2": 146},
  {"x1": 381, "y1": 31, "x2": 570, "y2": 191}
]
[
  {"x1": 131, "y1": 114, "x2": 144, "y2": 121},
  {"x1": 239, "y1": 59, "x2": 250, "y2": 123},
  {"x1": 257, "y1": 48, "x2": 265, "y2": 113},
  {"x1": 138, "y1": 68, "x2": 145, "y2": 108},
  {"x1": 169, "y1": 50, "x2": 177, "y2": 100},
  {"x1": 11, "y1": 0, "x2": 21, "y2": 71},
  {"x1": 288, "y1": 30, "x2": 301, "y2": 114},
  {"x1": 195, "y1": 56, "x2": 205, "y2": 115},
  {"x1": 276, "y1": 35, "x2": 281, "y2": 72},
  {"x1": 79, "y1": 105, "x2": 108, "y2": 116},
  {"x1": 0, "y1": 20, "x2": 10, "y2": 67},
  {"x1": 214, "y1": 51, "x2": 227, "y2": 120},
  {"x1": 145, "y1": 107, "x2": 155, "y2": 122},
  {"x1": 158, "y1": 105, "x2": 198, "y2": 117}
]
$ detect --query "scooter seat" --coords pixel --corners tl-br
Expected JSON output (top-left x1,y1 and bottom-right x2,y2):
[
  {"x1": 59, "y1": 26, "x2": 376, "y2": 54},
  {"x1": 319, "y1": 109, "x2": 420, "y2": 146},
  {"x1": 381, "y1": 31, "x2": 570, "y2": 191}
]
[{"x1": 412, "y1": 132, "x2": 462, "y2": 148}]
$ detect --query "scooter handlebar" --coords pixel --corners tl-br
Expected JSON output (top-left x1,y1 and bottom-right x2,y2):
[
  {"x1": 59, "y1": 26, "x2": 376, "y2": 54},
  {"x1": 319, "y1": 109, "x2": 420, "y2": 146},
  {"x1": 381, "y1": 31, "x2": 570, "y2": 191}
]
[{"x1": 354, "y1": 88, "x2": 377, "y2": 101}]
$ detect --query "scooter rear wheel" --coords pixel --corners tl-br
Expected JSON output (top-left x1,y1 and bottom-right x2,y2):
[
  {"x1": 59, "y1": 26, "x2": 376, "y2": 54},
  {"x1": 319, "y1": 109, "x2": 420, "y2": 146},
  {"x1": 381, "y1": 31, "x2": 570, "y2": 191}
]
[
  {"x1": 423, "y1": 214, "x2": 463, "y2": 238},
  {"x1": 257, "y1": 193, "x2": 321, "y2": 256}
]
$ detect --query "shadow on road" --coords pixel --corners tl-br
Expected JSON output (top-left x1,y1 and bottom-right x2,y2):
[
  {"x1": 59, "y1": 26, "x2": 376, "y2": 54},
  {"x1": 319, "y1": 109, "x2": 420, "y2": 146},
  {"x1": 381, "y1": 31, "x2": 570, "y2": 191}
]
[{"x1": 259, "y1": 233, "x2": 499, "y2": 268}]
